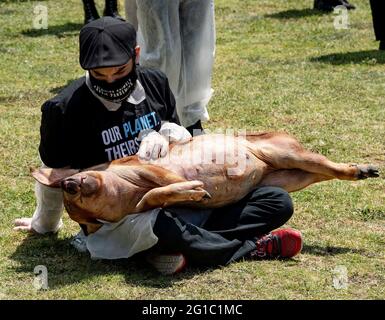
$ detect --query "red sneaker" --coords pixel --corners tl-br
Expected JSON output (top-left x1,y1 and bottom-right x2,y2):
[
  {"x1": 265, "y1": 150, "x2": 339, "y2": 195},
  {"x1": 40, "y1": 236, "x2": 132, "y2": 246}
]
[{"x1": 250, "y1": 228, "x2": 303, "y2": 259}]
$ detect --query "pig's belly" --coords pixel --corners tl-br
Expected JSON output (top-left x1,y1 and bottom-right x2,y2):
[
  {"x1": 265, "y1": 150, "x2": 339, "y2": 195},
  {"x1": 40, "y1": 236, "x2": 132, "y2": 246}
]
[{"x1": 156, "y1": 135, "x2": 268, "y2": 207}]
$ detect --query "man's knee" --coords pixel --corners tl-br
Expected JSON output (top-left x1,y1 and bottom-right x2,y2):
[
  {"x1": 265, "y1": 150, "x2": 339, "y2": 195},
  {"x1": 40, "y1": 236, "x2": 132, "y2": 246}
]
[
  {"x1": 275, "y1": 187, "x2": 294, "y2": 223},
  {"x1": 252, "y1": 186, "x2": 294, "y2": 223}
]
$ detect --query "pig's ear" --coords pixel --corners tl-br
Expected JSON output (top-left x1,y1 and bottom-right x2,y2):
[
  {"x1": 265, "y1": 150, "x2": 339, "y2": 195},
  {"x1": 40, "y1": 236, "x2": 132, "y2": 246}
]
[{"x1": 30, "y1": 167, "x2": 80, "y2": 188}]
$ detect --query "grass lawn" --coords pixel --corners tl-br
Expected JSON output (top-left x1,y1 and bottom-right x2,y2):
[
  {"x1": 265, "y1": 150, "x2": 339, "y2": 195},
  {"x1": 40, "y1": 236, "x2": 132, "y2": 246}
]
[{"x1": 0, "y1": 0, "x2": 384, "y2": 299}]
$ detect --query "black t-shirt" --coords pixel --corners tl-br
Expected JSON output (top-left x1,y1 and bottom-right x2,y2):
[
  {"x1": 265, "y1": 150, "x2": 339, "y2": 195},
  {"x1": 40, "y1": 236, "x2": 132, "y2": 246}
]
[{"x1": 39, "y1": 66, "x2": 179, "y2": 169}]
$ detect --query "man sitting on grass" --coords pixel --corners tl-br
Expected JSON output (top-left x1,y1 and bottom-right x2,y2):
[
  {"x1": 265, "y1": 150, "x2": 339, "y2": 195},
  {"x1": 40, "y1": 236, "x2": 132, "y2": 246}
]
[{"x1": 14, "y1": 17, "x2": 302, "y2": 275}]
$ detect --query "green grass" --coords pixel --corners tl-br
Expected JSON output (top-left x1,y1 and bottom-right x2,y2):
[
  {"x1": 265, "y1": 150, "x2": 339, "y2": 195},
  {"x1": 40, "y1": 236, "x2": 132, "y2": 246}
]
[{"x1": 0, "y1": 0, "x2": 384, "y2": 299}]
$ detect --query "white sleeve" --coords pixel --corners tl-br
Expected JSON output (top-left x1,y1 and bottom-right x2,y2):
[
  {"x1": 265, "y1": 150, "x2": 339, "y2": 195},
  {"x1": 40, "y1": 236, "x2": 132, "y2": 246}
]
[{"x1": 31, "y1": 181, "x2": 64, "y2": 234}]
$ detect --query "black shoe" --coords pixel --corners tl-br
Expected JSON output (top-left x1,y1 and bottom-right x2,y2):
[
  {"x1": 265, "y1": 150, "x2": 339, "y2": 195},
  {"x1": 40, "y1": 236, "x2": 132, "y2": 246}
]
[
  {"x1": 82, "y1": 0, "x2": 100, "y2": 25},
  {"x1": 380, "y1": 41, "x2": 385, "y2": 51},
  {"x1": 341, "y1": 0, "x2": 355, "y2": 10},
  {"x1": 186, "y1": 120, "x2": 205, "y2": 136},
  {"x1": 103, "y1": 0, "x2": 124, "y2": 21},
  {"x1": 314, "y1": 0, "x2": 355, "y2": 12},
  {"x1": 314, "y1": 0, "x2": 333, "y2": 12}
]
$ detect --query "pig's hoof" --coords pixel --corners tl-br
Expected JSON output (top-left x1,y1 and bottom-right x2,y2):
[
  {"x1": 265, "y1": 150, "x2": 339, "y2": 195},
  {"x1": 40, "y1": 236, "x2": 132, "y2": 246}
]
[
  {"x1": 193, "y1": 187, "x2": 212, "y2": 201},
  {"x1": 202, "y1": 190, "x2": 212, "y2": 200},
  {"x1": 356, "y1": 165, "x2": 380, "y2": 179}
]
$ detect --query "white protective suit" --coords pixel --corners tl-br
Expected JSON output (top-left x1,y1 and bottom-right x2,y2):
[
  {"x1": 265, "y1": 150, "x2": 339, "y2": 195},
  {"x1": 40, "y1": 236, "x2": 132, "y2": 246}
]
[
  {"x1": 125, "y1": 0, "x2": 216, "y2": 128},
  {"x1": 31, "y1": 76, "x2": 192, "y2": 259}
]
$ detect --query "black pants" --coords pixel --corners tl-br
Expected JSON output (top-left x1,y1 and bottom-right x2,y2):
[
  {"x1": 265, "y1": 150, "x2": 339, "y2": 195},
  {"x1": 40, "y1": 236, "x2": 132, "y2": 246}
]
[
  {"x1": 370, "y1": 0, "x2": 385, "y2": 41},
  {"x1": 151, "y1": 186, "x2": 294, "y2": 267}
]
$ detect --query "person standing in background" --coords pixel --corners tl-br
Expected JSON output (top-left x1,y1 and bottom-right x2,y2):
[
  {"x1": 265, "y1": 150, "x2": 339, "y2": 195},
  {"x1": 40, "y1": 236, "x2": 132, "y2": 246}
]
[
  {"x1": 369, "y1": 0, "x2": 384, "y2": 50},
  {"x1": 82, "y1": 0, "x2": 123, "y2": 25},
  {"x1": 125, "y1": 0, "x2": 215, "y2": 135}
]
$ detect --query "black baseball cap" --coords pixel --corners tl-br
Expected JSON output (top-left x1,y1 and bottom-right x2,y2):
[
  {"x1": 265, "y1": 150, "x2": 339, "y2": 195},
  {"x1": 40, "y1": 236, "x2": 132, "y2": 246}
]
[{"x1": 79, "y1": 17, "x2": 137, "y2": 70}]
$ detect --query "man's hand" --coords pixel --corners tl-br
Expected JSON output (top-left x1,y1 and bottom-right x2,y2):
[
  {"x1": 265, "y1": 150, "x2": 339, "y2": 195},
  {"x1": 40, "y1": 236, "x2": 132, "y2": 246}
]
[
  {"x1": 138, "y1": 130, "x2": 169, "y2": 161},
  {"x1": 14, "y1": 218, "x2": 37, "y2": 234}
]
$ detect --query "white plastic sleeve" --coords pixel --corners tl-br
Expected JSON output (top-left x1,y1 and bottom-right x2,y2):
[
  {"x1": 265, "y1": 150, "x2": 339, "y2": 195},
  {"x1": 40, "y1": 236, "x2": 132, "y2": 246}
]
[{"x1": 31, "y1": 181, "x2": 64, "y2": 234}]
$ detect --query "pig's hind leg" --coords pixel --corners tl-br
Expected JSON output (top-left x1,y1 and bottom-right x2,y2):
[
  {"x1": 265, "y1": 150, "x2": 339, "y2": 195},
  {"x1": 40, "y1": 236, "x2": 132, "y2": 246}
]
[
  {"x1": 259, "y1": 169, "x2": 333, "y2": 192},
  {"x1": 255, "y1": 134, "x2": 379, "y2": 181}
]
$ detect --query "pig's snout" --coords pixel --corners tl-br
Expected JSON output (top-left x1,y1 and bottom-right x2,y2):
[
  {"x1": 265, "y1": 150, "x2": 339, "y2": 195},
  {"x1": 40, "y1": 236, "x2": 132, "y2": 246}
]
[
  {"x1": 61, "y1": 174, "x2": 101, "y2": 197},
  {"x1": 61, "y1": 178, "x2": 81, "y2": 195}
]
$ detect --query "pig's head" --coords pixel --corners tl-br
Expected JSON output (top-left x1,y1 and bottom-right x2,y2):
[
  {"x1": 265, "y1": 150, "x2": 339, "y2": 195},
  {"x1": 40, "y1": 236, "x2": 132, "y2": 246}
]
[{"x1": 31, "y1": 167, "x2": 136, "y2": 234}]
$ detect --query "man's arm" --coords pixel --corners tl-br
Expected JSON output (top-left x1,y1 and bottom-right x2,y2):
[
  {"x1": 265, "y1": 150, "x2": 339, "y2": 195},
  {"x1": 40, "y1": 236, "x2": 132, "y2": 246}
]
[
  {"x1": 39, "y1": 100, "x2": 70, "y2": 168},
  {"x1": 15, "y1": 98, "x2": 69, "y2": 234},
  {"x1": 163, "y1": 76, "x2": 180, "y2": 125},
  {"x1": 137, "y1": 70, "x2": 191, "y2": 160}
]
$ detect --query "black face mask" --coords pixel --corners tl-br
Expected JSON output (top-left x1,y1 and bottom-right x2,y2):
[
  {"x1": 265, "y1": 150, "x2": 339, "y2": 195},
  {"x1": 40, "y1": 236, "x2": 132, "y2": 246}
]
[{"x1": 89, "y1": 65, "x2": 138, "y2": 103}]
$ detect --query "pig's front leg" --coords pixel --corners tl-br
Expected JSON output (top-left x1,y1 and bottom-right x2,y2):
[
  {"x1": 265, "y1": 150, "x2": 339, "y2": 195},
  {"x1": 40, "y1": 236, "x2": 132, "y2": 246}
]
[{"x1": 134, "y1": 181, "x2": 212, "y2": 212}]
